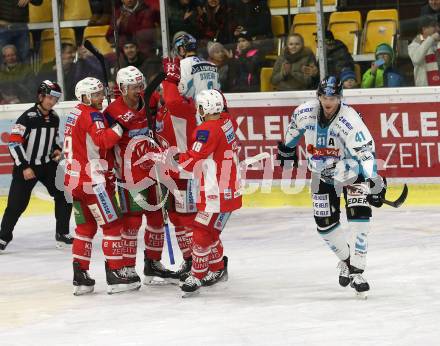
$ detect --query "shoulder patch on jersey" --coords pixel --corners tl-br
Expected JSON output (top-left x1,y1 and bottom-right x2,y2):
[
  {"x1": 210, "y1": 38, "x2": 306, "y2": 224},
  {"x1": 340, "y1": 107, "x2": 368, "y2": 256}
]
[
  {"x1": 196, "y1": 129, "x2": 210, "y2": 143},
  {"x1": 90, "y1": 111, "x2": 104, "y2": 122},
  {"x1": 221, "y1": 119, "x2": 232, "y2": 132},
  {"x1": 27, "y1": 112, "x2": 37, "y2": 118}
]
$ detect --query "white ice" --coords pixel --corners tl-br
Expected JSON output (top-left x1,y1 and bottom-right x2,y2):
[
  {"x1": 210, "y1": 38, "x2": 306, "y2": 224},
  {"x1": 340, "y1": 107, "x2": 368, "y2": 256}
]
[{"x1": 1, "y1": 207, "x2": 439, "y2": 346}]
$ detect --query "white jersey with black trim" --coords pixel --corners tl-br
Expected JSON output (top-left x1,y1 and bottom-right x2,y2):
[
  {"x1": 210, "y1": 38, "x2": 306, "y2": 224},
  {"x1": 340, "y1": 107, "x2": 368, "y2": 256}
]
[
  {"x1": 179, "y1": 56, "x2": 220, "y2": 99},
  {"x1": 285, "y1": 99, "x2": 378, "y2": 182}
]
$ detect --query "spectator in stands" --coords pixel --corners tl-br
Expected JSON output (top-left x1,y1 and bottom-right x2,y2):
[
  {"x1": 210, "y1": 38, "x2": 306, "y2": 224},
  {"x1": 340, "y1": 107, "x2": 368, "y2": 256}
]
[
  {"x1": 197, "y1": 0, "x2": 233, "y2": 47},
  {"x1": 271, "y1": 33, "x2": 318, "y2": 91},
  {"x1": 37, "y1": 43, "x2": 77, "y2": 100},
  {"x1": 0, "y1": 44, "x2": 34, "y2": 102},
  {"x1": 340, "y1": 68, "x2": 358, "y2": 89},
  {"x1": 88, "y1": 0, "x2": 113, "y2": 26},
  {"x1": 421, "y1": 0, "x2": 440, "y2": 24},
  {"x1": 361, "y1": 43, "x2": 404, "y2": 88},
  {"x1": 118, "y1": 37, "x2": 161, "y2": 81},
  {"x1": 207, "y1": 41, "x2": 234, "y2": 92},
  {"x1": 230, "y1": 0, "x2": 273, "y2": 53},
  {"x1": 106, "y1": 0, "x2": 160, "y2": 59},
  {"x1": 0, "y1": 0, "x2": 42, "y2": 63},
  {"x1": 324, "y1": 30, "x2": 354, "y2": 77},
  {"x1": 230, "y1": 31, "x2": 263, "y2": 92},
  {"x1": 74, "y1": 44, "x2": 107, "y2": 86},
  {"x1": 408, "y1": 16, "x2": 440, "y2": 86},
  {"x1": 168, "y1": 0, "x2": 200, "y2": 39}
]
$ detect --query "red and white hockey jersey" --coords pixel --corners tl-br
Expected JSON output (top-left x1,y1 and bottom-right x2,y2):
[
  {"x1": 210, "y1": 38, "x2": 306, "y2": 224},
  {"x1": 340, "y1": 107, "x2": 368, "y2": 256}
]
[
  {"x1": 104, "y1": 95, "x2": 157, "y2": 185},
  {"x1": 156, "y1": 80, "x2": 197, "y2": 180},
  {"x1": 63, "y1": 103, "x2": 122, "y2": 191},
  {"x1": 179, "y1": 113, "x2": 242, "y2": 213}
]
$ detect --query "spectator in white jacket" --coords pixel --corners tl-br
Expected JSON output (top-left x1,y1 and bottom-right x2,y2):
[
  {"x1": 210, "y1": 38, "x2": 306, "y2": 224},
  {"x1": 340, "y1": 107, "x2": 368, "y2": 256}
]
[{"x1": 408, "y1": 16, "x2": 440, "y2": 86}]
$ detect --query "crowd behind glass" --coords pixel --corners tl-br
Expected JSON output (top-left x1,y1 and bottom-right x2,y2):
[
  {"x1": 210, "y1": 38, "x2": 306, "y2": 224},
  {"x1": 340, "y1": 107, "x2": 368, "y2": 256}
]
[{"x1": 1, "y1": 0, "x2": 439, "y2": 104}]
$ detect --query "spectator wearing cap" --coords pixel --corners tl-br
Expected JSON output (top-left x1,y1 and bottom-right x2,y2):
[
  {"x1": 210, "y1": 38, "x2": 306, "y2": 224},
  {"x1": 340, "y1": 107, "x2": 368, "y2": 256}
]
[
  {"x1": 361, "y1": 43, "x2": 404, "y2": 88},
  {"x1": 421, "y1": 0, "x2": 440, "y2": 24},
  {"x1": 408, "y1": 15, "x2": 440, "y2": 86},
  {"x1": 119, "y1": 38, "x2": 161, "y2": 82},
  {"x1": 340, "y1": 68, "x2": 358, "y2": 89},
  {"x1": 207, "y1": 41, "x2": 234, "y2": 92},
  {"x1": 230, "y1": 31, "x2": 263, "y2": 92},
  {"x1": 324, "y1": 30, "x2": 354, "y2": 77},
  {"x1": 271, "y1": 33, "x2": 318, "y2": 91},
  {"x1": 230, "y1": 0, "x2": 273, "y2": 54}
]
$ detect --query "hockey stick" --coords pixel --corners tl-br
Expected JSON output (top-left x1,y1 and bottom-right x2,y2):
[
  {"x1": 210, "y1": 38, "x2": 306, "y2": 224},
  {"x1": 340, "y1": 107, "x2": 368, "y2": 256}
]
[
  {"x1": 111, "y1": 0, "x2": 120, "y2": 72},
  {"x1": 144, "y1": 72, "x2": 176, "y2": 265},
  {"x1": 240, "y1": 152, "x2": 271, "y2": 167},
  {"x1": 83, "y1": 39, "x2": 111, "y2": 106},
  {"x1": 381, "y1": 183, "x2": 408, "y2": 208}
]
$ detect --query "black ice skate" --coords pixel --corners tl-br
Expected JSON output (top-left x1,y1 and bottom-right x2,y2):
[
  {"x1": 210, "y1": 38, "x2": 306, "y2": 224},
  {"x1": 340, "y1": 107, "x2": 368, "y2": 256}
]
[
  {"x1": 0, "y1": 239, "x2": 9, "y2": 251},
  {"x1": 169, "y1": 258, "x2": 192, "y2": 284},
  {"x1": 125, "y1": 266, "x2": 141, "y2": 283},
  {"x1": 56, "y1": 233, "x2": 73, "y2": 248},
  {"x1": 202, "y1": 256, "x2": 229, "y2": 287},
  {"x1": 337, "y1": 260, "x2": 350, "y2": 287},
  {"x1": 143, "y1": 258, "x2": 175, "y2": 285},
  {"x1": 349, "y1": 272, "x2": 370, "y2": 299},
  {"x1": 73, "y1": 262, "x2": 95, "y2": 296},
  {"x1": 181, "y1": 275, "x2": 202, "y2": 298},
  {"x1": 105, "y1": 262, "x2": 141, "y2": 294}
]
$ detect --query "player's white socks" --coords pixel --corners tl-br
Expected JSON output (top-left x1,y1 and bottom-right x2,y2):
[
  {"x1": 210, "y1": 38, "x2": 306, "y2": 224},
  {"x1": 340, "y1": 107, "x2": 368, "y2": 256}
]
[
  {"x1": 348, "y1": 221, "x2": 369, "y2": 271},
  {"x1": 318, "y1": 224, "x2": 350, "y2": 261}
]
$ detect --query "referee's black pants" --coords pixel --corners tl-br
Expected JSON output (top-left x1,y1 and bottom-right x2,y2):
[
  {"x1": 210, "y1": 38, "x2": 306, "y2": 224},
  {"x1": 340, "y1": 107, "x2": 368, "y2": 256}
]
[{"x1": 0, "y1": 161, "x2": 72, "y2": 243}]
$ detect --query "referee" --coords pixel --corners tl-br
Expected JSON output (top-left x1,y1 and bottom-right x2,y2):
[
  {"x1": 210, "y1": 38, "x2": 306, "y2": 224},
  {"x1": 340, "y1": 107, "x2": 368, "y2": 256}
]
[{"x1": 0, "y1": 80, "x2": 73, "y2": 250}]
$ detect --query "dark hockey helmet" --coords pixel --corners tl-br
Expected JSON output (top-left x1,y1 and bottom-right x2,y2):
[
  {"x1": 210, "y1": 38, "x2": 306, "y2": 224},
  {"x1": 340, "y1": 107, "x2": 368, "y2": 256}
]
[
  {"x1": 173, "y1": 32, "x2": 197, "y2": 52},
  {"x1": 317, "y1": 76, "x2": 343, "y2": 97},
  {"x1": 37, "y1": 80, "x2": 62, "y2": 99}
]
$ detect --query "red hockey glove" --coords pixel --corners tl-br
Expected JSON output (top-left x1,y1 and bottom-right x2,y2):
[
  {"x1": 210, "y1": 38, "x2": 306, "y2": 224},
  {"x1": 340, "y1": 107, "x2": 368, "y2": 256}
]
[{"x1": 163, "y1": 57, "x2": 181, "y2": 84}]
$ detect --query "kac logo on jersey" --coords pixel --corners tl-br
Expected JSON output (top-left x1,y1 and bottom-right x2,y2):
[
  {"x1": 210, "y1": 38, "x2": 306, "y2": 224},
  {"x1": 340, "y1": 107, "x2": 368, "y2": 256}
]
[{"x1": 196, "y1": 130, "x2": 209, "y2": 143}]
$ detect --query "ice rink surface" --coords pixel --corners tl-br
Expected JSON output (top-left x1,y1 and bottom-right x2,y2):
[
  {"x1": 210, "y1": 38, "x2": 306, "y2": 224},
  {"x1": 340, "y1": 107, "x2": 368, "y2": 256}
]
[{"x1": 1, "y1": 207, "x2": 439, "y2": 346}]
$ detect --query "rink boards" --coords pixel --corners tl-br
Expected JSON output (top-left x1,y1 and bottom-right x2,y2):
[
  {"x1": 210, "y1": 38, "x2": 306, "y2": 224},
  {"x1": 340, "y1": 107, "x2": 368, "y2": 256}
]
[{"x1": 1, "y1": 87, "x2": 439, "y2": 208}]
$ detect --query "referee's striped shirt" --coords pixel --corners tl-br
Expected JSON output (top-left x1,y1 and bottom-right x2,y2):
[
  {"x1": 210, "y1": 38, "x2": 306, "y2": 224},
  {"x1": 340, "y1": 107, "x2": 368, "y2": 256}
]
[{"x1": 8, "y1": 104, "x2": 62, "y2": 168}]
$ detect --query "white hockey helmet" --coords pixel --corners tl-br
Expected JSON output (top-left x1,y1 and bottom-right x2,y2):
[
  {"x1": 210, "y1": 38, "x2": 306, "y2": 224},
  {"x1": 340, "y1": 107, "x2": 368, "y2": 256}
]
[
  {"x1": 116, "y1": 66, "x2": 145, "y2": 94},
  {"x1": 195, "y1": 89, "x2": 224, "y2": 117},
  {"x1": 75, "y1": 77, "x2": 104, "y2": 104}
]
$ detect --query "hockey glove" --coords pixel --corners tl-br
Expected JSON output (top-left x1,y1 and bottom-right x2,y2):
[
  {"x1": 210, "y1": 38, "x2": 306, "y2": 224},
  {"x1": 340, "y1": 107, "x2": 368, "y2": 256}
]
[
  {"x1": 163, "y1": 57, "x2": 181, "y2": 84},
  {"x1": 366, "y1": 176, "x2": 387, "y2": 208},
  {"x1": 277, "y1": 141, "x2": 298, "y2": 167}
]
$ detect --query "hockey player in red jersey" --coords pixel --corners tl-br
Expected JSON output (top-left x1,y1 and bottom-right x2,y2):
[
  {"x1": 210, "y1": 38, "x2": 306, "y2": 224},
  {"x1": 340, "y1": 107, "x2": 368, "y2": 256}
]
[
  {"x1": 64, "y1": 77, "x2": 141, "y2": 295},
  {"x1": 104, "y1": 66, "x2": 175, "y2": 284},
  {"x1": 155, "y1": 57, "x2": 199, "y2": 280},
  {"x1": 176, "y1": 89, "x2": 242, "y2": 296}
]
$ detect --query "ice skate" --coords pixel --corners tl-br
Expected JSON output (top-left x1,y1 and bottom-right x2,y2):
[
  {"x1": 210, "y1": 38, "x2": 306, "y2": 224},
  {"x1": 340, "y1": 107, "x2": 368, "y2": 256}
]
[
  {"x1": 125, "y1": 266, "x2": 141, "y2": 283},
  {"x1": 73, "y1": 262, "x2": 95, "y2": 296},
  {"x1": 106, "y1": 263, "x2": 141, "y2": 294},
  {"x1": 202, "y1": 256, "x2": 228, "y2": 287},
  {"x1": 181, "y1": 275, "x2": 202, "y2": 298},
  {"x1": 143, "y1": 258, "x2": 175, "y2": 285},
  {"x1": 349, "y1": 273, "x2": 370, "y2": 299},
  {"x1": 0, "y1": 239, "x2": 9, "y2": 251},
  {"x1": 168, "y1": 258, "x2": 192, "y2": 284},
  {"x1": 337, "y1": 260, "x2": 350, "y2": 287},
  {"x1": 56, "y1": 233, "x2": 73, "y2": 249}
]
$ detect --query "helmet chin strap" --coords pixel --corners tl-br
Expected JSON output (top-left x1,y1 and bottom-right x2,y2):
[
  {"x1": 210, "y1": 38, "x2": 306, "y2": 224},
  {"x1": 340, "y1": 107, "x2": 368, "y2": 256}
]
[{"x1": 38, "y1": 96, "x2": 50, "y2": 114}]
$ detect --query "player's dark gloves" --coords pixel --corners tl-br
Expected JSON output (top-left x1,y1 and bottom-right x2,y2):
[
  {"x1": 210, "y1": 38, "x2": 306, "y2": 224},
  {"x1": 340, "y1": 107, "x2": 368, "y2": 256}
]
[
  {"x1": 366, "y1": 176, "x2": 387, "y2": 208},
  {"x1": 277, "y1": 141, "x2": 298, "y2": 167}
]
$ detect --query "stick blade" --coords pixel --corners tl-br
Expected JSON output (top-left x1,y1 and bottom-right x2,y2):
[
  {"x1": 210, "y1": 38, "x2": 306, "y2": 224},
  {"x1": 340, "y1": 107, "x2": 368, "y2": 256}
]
[{"x1": 383, "y1": 183, "x2": 408, "y2": 208}]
